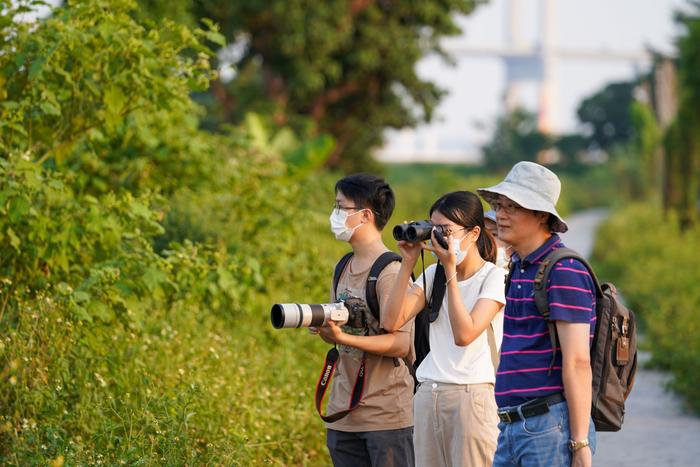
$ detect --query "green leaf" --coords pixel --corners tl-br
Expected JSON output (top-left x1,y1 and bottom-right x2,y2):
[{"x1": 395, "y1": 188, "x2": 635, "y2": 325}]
[
  {"x1": 40, "y1": 101, "x2": 61, "y2": 116},
  {"x1": 8, "y1": 197, "x2": 30, "y2": 222},
  {"x1": 104, "y1": 85, "x2": 128, "y2": 128},
  {"x1": 73, "y1": 291, "x2": 91, "y2": 303},
  {"x1": 28, "y1": 56, "x2": 47, "y2": 80},
  {"x1": 6, "y1": 227, "x2": 20, "y2": 251},
  {"x1": 71, "y1": 305, "x2": 92, "y2": 322},
  {"x1": 205, "y1": 30, "x2": 226, "y2": 47}
]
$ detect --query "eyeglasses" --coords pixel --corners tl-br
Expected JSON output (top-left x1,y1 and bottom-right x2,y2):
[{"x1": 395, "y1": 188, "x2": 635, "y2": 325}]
[
  {"x1": 333, "y1": 203, "x2": 360, "y2": 212},
  {"x1": 434, "y1": 225, "x2": 467, "y2": 236},
  {"x1": 491, "y1": 200, "x2": 524, "y2": 215}
]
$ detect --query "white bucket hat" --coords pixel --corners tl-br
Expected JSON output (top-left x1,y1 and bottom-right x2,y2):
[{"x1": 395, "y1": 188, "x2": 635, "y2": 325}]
[{"x1": 477, "y1": 161, "x2": 568, "y2": 233}]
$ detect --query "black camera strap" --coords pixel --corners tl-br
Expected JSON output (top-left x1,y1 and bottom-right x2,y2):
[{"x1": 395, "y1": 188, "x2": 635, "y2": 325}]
[{"x1": 314, "y1": 346, "x2": 367, "y2": 423}]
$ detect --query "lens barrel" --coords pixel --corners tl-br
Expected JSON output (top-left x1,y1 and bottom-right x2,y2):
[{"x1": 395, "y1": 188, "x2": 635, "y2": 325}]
[
  {"x1": 392, "y1": 224, "x2": 409, "y2": 241},
  {"x1": 405, "y1": 220, "x2": 433, "y2": 242},
  {"x1": 393, "y1": 220, "x2": 434, "y2": 242},
  {"x1": 270, "y1": 303, "x2": 349, "y2": 329}
]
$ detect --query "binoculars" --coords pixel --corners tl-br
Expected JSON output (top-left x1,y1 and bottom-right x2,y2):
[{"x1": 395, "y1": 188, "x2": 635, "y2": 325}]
[{"x1": 392, "y1": 220, "x2": 448, "y2": 249}]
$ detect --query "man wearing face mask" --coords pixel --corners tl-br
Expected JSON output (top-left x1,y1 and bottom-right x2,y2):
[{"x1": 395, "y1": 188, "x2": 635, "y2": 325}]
[{"x1": 314, "y1": 173, "x2": 415, "y2": 467}]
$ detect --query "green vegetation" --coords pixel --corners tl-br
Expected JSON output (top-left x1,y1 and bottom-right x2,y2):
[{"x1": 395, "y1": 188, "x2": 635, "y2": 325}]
[
  {"x1": 663, "y1": 2, "x2": 700, "y2": 229},
  {"x1": 0, "y1": 2, "x2": 520, "y2": 464},
  {"x1": 2, "y1": 0, "x2": 699, "y2": 464},
  {"x1": 592, "y1": 203, "x2": 700, "y2": 413},
  {"x1": 136, "y1": 0, "x2": 484, "y2": 171},
  {"x1": 0, "y1": 1, "x2": 339, "y2": 464},
  {"x1": 590, "y1": 1, "x2": 700, "y2": 414}
]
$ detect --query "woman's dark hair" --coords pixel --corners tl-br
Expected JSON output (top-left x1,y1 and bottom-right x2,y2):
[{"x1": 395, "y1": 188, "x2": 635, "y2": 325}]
[
  {"x1": 429, "y1": 191, "x2": 497, "y2": 263},
  {"x1": 335, "y1": 173, "x2": 395, "y2": 230}
]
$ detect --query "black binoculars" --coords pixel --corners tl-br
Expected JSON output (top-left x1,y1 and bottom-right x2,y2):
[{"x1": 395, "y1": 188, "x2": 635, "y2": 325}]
[{"x1": 392, "y1": 220, "x2": 448, "y2": 249}]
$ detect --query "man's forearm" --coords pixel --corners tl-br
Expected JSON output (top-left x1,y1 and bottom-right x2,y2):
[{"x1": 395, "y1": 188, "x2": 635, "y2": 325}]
[
  {"x1": 563, "y1": 358, "x2": 592, "y2": 440},
  {"x1": 338, "y1": 332, "x2": 410, "y2": 358}
]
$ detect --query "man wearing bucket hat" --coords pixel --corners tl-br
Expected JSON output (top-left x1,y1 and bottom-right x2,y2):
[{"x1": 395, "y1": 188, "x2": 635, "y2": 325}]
[{"x1": 478, "y1": 162, "x2": 596, "y2": 467}]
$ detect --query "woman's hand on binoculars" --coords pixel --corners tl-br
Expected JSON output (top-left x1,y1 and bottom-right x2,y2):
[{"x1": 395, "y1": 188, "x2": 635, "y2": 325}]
[
  {"x1": 427, "y1": 229, "x2": 456, "y2": 270},
  {"x1": 397, "y1": 239, "x2": 423, "y2": 265}
]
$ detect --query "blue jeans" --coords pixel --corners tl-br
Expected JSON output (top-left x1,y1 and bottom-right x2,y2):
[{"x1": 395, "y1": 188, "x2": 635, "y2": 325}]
[{"x1": 493, "y1": 401, "x2": 596, "y2": 467}]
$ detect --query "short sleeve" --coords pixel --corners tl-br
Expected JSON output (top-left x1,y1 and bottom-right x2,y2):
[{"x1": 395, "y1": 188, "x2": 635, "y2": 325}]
[
  {"x1": 546, "y1": 258, "x2": 596, "y2": 323},
  {"x1": 478, "y1": 265, "x2": 507, "y2": 305},
  {"x1": 414, "y1": 263, "x2": 437, "y2": 299},
  {"x1": 376, "y1": 261, "x2": 413, "y2": 332}
]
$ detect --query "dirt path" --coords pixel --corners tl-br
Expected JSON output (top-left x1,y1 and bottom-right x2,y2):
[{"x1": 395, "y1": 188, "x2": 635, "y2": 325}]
[{"x1": 560, "y1": 209, "x2": 700, "y2": 466}]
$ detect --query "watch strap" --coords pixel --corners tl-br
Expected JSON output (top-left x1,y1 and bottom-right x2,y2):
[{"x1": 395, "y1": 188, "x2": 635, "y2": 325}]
[{"x1": 569, "y1": 439, "x2": 590, "y2": 452}]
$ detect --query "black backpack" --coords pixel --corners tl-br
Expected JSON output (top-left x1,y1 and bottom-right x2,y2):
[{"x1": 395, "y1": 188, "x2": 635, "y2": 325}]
[
  {"x1": 316, "y1": 251, "x2": 406, "y2": 423},
  {"x1": 506, "y1": 247, "x2": 638, "y2": 432},
  {"x1": 413, "y1": 263, "x2": 446, "y2": 370},
  {"x1": 335, "y1": 251, "x2": 447, "y2": 373},
  {"x1": 332, "y1": 251, "x2": 404, "y2": 322}
]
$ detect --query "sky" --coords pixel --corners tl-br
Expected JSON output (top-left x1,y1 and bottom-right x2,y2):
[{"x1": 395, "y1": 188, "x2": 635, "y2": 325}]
[{"x1": 378, "y1": 0, "x2": 689, "y2": 163}]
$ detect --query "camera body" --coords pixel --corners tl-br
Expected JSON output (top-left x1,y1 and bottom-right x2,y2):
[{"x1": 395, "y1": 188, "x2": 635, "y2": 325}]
[
  {"x1": 392, "y1": 220, "x2": 449, "y2": 249},
  {"x1": 271, "y1": 297, "x2": 373, "y2": 329}
]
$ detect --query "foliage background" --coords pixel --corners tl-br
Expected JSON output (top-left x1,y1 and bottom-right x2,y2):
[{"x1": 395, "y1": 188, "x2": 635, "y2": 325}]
[{"x1": 1, "y1": 0, "x2": 699, "y2": 465}]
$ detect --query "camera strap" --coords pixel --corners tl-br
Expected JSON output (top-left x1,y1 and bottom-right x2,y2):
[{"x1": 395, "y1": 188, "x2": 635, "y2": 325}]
[{"x1": 314, "y1": 346, "x2": 367, "y2": 423}]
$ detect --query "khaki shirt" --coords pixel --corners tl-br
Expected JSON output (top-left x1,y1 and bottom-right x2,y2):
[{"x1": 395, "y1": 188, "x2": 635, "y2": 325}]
[{"x1": 325, "y1": 256, "x2": 414, "y2": 432}]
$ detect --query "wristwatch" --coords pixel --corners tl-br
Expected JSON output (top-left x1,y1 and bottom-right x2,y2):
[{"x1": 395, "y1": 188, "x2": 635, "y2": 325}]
[{"x1": 568, "y1": 439, "x2": 590, "y2": 452}]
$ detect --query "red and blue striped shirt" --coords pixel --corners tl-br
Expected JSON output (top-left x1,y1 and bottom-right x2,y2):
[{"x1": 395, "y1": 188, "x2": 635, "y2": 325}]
[{"x1": 495, "y1": 234, "x2": 596, "y2": 408}]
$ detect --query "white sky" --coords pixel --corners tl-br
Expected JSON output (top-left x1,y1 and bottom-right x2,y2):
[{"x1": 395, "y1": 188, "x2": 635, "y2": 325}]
[{"x1": 379, "y1": 0, "x2": 689, "y2": 162}]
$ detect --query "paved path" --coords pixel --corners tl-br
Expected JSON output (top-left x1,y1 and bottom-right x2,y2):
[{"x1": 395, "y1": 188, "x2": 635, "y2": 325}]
[{"x1": 560, "y1": 209, "x2": 700, "y2": 467}]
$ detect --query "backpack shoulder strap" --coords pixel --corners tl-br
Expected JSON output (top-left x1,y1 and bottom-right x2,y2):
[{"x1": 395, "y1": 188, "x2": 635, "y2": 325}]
[
  {"x1": 533, "y1": 247, "x2": 603, "y2": 316},
  {"x1": 430, "y1": 262, "x2": 447, "y2": 314},
  {"x1": 332, "y1": 252, "x2": 354, "y2": 301},
  {"x1": 533, "y1": 247, "x2": 602, "y2": 373},
  {"x1": 504, "y1": 258, "x2": 516, "y2": 296},
  {"x1": 478, "y1": 265, "x2": 501, "y2": 371},
  {"x1": 366, "y1": 251, "x2": 403, "y2": 321}
]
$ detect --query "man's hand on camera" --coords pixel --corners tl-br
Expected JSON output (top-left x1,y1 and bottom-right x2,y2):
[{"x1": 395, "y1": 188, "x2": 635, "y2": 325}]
[{"x1": 318, "y1": 321, "x2": 346, "y2": 345}]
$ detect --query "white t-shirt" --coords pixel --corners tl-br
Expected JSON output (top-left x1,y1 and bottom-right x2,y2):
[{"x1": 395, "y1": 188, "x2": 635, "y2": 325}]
[{"x1": 415, "y1": 262, "x2": 507, "y2": 385}]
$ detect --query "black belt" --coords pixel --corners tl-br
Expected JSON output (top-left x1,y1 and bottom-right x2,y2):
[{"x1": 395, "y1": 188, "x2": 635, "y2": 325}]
[{"x1": 497, "y1": 393, "x2": 565, "y2": 423}]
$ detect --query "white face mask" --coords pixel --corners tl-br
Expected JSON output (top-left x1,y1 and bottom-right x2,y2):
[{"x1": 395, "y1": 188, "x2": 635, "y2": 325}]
[
  {"x1": 451, "y1": 235, "x2": 469, "y2": 265},
  {"x1": 329, "y1": 208, "x2": 365, "y2": 242}
]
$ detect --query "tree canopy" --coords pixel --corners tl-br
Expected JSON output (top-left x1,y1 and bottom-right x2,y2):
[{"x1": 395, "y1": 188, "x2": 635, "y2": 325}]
[
  {"x1": 138, "y1": 0, "x2": 482, "y2": 171},
  {"x1": 576, "y1": 81, "x2": 636, "y2": 151}
]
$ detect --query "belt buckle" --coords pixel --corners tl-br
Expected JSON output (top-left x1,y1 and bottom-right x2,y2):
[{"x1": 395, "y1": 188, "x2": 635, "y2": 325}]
[{"x1": 498, "y1": 410, "x2": 512, "y2": 423}]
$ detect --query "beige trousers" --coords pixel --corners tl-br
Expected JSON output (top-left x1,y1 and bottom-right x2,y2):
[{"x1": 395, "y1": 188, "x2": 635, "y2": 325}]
[{"x1": 414, "y1": 381, "x2": 499, "y2": 467}]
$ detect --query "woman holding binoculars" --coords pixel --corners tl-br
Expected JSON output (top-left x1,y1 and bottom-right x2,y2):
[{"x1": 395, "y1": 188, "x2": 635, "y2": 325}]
[{"x1": 384, "y1": 190, "x2": 507, "y2": 467}]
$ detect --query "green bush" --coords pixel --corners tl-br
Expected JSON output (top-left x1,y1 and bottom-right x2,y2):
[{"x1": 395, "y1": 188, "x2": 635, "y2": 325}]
[
  {"x1": 0, "y1": 1, "x2": 337, "y2": 464},
  {"x1": 0, "y1": 0, "x2": 629, "y2": 464},
  {"x1": 592, "y1": 203, "x2": 700, "y2": 413}
]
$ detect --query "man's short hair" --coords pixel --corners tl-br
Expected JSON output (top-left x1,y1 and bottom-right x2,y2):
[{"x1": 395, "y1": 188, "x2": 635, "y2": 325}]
[{"x1": 335, "y1": 173, "x2": 395, "y2": 230}]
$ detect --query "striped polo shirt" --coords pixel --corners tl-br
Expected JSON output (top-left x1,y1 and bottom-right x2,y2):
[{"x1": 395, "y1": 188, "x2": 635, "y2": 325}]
[{"x1": 495, "y1": 234, "x2": 596, "y2": 408}]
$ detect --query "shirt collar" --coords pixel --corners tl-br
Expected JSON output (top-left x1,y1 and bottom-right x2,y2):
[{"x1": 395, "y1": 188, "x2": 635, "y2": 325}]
[{"x1": 511, "y1": 234, "x2": 562, "y2": 266}]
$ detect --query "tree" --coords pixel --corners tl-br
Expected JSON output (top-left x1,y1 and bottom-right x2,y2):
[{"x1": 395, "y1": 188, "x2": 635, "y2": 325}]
[
  {"x1": 137, "y1": 0, "x2": 482, "y2": 171},
  {"x1": 665, "y1": 1, "x2": 700, "y2": 229},
  {"x1": 577, "y1": 81, "x2": 636, "y2": 151},
  {"x1": 481, "y1": 108, "x2": 550, "y2": 171}
]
